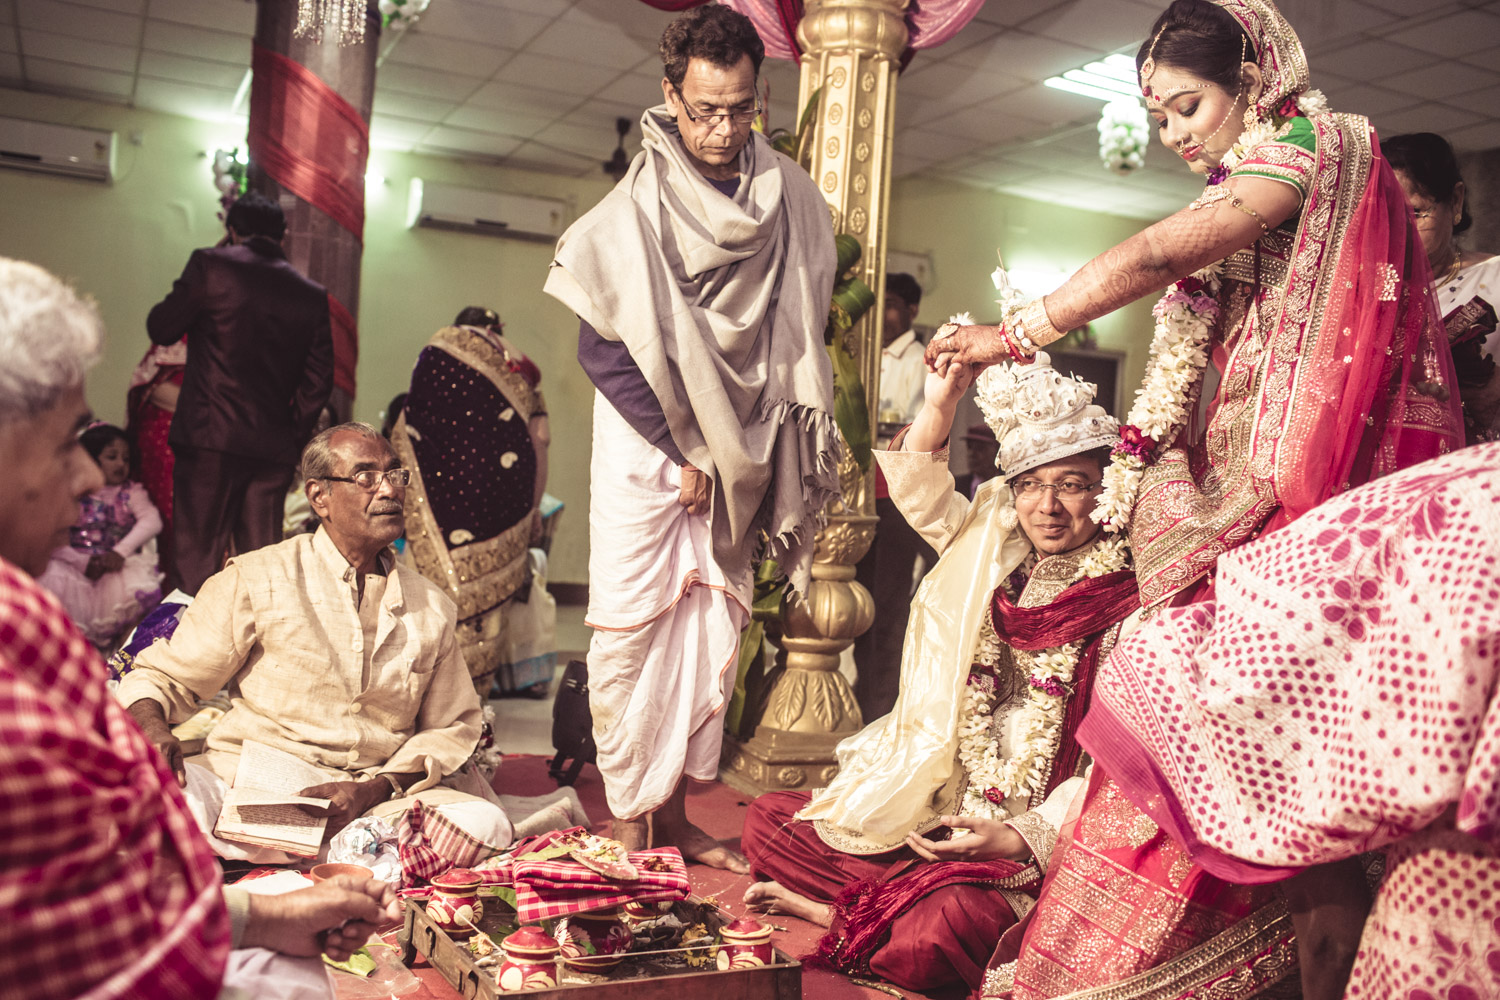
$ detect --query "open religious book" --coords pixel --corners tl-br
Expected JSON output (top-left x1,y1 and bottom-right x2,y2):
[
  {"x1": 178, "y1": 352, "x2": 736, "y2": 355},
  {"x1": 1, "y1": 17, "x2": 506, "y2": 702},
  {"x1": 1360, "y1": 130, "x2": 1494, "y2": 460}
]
[{"x1": 214, "y1": 740, "x2": 333, "y2": 857}]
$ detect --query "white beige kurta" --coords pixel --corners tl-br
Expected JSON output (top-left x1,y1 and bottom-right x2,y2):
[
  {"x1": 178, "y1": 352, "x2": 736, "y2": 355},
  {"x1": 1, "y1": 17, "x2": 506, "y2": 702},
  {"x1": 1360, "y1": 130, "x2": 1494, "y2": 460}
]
[{"x1": 586, "y1": 393, "x2": 751, "y2": 820}]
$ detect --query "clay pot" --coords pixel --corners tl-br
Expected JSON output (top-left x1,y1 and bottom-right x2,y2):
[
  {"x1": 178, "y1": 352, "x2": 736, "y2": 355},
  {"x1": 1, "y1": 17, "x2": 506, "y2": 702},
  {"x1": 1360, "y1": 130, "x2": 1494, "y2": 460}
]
[
  {"x1": 560, "y1": 908, "x2": 634, "y2": 971},
  {"x1": 426, "y1": 868, "x2": 485, "y2": 939},
  {"x1": 308, "y1": 862, "x2": 373, "y2": 883},
  {"x1": 497, "y1": 926, "x2": 559, "y2": 993},
  {"x1": 716, "y1": 917, "x2": 774, "y2": 971}
]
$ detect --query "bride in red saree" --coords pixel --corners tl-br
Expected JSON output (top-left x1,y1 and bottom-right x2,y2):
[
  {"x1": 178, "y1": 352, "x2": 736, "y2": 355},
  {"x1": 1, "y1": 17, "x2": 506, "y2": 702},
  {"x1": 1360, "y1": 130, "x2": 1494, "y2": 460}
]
[{"x1": 928, "y1": 1, "x2": 1464, "y2": 997}]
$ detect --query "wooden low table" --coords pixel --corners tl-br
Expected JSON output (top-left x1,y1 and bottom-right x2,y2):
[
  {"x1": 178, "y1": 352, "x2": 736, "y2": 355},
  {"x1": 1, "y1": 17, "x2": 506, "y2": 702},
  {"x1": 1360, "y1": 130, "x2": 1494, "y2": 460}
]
[{"x1": 399, "y1": 898, "x2": 801, "y2": 999}]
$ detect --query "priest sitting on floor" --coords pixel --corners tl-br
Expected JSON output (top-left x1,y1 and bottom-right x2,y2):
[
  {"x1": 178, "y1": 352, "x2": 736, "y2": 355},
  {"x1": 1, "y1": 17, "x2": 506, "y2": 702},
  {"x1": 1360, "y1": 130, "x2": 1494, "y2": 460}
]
[
  {"x1": 123, "y1": 421, "x2": 513, "y2": 863},
  {"x1": 742, "y1": 352, "x2": 1139, "y2": 993}
]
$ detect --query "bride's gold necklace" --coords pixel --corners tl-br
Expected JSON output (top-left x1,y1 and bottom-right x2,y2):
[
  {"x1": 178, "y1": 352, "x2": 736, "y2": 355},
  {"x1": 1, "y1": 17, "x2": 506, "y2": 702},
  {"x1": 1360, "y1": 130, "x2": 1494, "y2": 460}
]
[{"x1": 1439, "y1": 248, "x2": 1464, "y2": 285}]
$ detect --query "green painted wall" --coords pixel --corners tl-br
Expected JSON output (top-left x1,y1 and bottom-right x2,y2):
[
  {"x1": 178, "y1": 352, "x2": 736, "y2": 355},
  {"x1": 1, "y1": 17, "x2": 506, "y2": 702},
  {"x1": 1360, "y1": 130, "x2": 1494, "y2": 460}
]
[{"x1": 0, "y1": 89, "x2": 1156, "y2": 585}]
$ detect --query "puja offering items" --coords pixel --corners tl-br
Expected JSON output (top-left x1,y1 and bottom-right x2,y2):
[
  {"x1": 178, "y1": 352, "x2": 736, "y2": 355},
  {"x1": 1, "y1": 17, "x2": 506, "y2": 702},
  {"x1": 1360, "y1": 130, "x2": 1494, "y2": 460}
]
[
  {"x1": 427, "y1": 868, "x2": 485, "y2": 939},
  {"x1": 558, "y1": 909, "x2": 634, "y2": 971},
  {"x1": 308, "y1": 862, "x2": 373, "y2": 883},
  {"x1": 716, "y1": 918, "x2": 774, "y2": 970},
  {"x1": 566, "y1": 832, "x2": 638, "y2": 881},
  {"x1": 496, "y1": 926, "x2": 559, "y2": 993}
]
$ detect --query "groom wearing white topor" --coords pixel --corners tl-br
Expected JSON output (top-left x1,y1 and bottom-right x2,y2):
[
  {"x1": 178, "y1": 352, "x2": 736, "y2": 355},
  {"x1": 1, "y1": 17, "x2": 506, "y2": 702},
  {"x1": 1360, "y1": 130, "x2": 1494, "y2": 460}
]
[{"x1": 545, "y1": 4, "x2": 840, "y2": 872}]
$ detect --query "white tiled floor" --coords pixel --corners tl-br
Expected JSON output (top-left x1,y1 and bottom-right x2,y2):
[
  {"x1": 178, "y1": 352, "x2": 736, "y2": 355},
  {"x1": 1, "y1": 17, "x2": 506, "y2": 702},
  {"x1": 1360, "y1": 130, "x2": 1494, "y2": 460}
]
[{"x1": 488, "y1": 604, "x2": 589, "y2": 757}]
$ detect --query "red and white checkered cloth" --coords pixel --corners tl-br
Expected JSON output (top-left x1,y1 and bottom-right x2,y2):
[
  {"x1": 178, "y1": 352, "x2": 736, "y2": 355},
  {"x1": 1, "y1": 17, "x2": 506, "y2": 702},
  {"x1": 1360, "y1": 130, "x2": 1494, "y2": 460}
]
[
  {"x1": 0, "y1": 557, "x2": 232, "y2": 998},
  {"x1": 405, "y1": 826, "x2": 691, "y2": 923},
  {"x1": 398, "y1": 798, "x2": 508, "y2": 886}
]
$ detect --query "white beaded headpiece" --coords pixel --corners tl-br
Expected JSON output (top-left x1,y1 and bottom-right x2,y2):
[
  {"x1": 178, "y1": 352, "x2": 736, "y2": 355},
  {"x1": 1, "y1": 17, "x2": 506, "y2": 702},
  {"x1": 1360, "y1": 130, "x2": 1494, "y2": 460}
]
[{"x1": 976, "y1": 351, "x2": 1120, "y2": 480}]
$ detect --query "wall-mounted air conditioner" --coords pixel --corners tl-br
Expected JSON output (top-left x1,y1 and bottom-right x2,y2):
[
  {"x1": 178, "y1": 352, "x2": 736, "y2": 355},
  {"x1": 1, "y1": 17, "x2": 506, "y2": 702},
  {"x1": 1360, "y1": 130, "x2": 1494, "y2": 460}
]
[
  {"x1": 407, "y1": 179, "x2": 567, "y2": 242},
  {"x1": 0, "y1": 116, "x2": 115, "y2": 183}
]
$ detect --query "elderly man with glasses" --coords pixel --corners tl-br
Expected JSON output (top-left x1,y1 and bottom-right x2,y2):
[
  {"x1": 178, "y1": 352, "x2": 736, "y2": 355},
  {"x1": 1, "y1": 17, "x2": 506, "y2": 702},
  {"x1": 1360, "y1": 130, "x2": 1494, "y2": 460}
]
[
  {"x1": 545, "y1": 4, "x2": 840, "y2": 871},
  {"x1": 124, "y1": 422, "x2": 512, "y2": 863}
]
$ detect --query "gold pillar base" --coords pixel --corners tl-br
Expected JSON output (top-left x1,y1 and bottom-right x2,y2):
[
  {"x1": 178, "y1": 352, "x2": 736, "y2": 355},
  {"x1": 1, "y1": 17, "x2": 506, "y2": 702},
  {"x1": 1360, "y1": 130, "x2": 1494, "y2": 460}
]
[{"x1": 721, "y1": 725, "x2": 845, "y2": 797}]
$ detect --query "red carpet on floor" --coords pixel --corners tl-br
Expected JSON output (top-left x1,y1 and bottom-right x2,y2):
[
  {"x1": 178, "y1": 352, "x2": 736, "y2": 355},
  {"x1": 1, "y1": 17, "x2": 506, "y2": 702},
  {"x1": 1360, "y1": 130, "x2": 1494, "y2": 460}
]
[{"x1": 377, "y1": 754, "x2": 938, "y2": 1000}]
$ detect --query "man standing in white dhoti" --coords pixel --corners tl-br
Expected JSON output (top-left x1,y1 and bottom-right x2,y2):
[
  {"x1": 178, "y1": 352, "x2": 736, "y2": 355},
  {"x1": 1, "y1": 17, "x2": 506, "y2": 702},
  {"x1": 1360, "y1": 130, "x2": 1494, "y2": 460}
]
[{"x1": 544, "y1": 5, "x2": 840, "y2": 872}]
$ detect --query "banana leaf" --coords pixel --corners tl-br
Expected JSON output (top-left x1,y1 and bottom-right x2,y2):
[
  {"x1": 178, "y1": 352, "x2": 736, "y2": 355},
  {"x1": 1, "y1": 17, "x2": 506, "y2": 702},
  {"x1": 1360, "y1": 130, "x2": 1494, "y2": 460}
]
[
  {"x1": 828, "y1": 338, "x2": 872, "y2": 472},
  {"x1": 726, "y1": 560, "x2": 788, "y2": 737}
]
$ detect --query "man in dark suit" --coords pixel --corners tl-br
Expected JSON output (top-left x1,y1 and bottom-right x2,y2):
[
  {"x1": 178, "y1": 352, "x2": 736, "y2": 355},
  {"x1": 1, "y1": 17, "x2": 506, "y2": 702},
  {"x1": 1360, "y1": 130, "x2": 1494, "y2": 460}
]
[{"x1": 148, "y1": 193, "x2": 334, "y2": 594}]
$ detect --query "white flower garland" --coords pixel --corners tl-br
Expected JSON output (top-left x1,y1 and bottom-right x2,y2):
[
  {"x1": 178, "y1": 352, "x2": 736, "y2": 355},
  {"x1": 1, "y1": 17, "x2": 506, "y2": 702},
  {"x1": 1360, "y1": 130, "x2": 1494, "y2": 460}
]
[
  {"x1": 956, "y1": 534, "x2": 1131, "y2": 818},
  {"x1": 379, "y1": 0, "x2": 430, "y2": 30},
  {"x1": 1098, "y1": 100, "x2": 1149, "y2": 175}
]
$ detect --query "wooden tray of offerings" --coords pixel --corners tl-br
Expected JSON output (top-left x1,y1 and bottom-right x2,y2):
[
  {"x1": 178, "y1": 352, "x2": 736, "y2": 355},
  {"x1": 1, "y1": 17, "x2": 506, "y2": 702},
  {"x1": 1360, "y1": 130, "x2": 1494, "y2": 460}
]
[{"x1": 398, "y1": 896, "x2": 802, "y2": 999}]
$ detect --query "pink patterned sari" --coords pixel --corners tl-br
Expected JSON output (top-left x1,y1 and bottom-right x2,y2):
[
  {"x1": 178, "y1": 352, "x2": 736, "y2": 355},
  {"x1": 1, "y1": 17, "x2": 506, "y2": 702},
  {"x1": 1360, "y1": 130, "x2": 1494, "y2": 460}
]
[{"x1": 1079, "y1": 442, "x2": 1500, "y2": 999}]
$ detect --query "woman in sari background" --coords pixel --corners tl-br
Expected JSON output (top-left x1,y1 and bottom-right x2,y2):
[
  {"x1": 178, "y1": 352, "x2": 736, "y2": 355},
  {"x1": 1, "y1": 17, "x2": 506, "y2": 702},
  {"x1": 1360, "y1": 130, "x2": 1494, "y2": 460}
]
[
  {"x1": 1385, "y1": 131, "x2": 1500, "y2": 444},
  {"x1": 921, "y1": 1, "x2": 1464, "y2": 997},
  {"x1": 391, "y1": 307, "x2": 548, "y2": 694},
  {"x1": 127, "y1": 337, "x2": 186, "y2": 582}
]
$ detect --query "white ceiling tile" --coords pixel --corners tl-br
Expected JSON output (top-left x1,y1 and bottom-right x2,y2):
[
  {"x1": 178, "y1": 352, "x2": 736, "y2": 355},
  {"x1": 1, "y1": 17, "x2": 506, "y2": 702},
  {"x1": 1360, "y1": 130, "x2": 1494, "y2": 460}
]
[
  {"x1": 501, "y1": 139, "x2": 597, "y2": 176},
  {"x1": 1023, "y1": 0, "x2": 1158, "y2": 53},
  {"x1": 465, "y1": 77, "x2": 580, "y2": 116},
  {"x1": 1445, "y1": 84, "x2": 1500, "y2": 116},
  {"x1": 945, "y1": 30, "x2": 1100, "y2": 82},
  {"x1": 1271, "y1": 1, "x2": 1397, "y2": 53},
  {"x1": 945, "y1": 159, "x2": 1047, "y2": 187},
  {"x1": 1359, "y1": 0, "x2": 1468, "y2": 15},
  {"x1": 17, "y1": 0, "x2": 140, "y2": 44},
  {"x1": 376, "y1": 61, "x2": 485, "y2": 102},
  {"x1": 1380, "y1": 61, "x2": 1500, "y2": 102},
  {"x1": 920, "y1": 99, "x2": 1051, "y2": 145},
  {"x1": 24, "y1": 55, "x2": 131, "y2": 95},
  {"x1": 1002, "y1": 81, "x2": 1114, "y2": 127},
  {"x1": 146, "y1": 0, "x2": 253, "y2": 34},
  {"x1": 384, "y1": 30, "x2": 511, "y2": 77},
  {"x1": 565, "y1": 0, "x2": 671, "y2": 44},
  {"x1": 63, "y1": 0, "x2": 143, "y2": 11},
  {"x1": 371, "y1": 88, "x2": 454, "y2": 122},
  {"x1": 412, "y1": 1, "x2": 551, "y2": 50},
  {"x1": 1383, "y1": 9, "x2": 1500, "y2": 57},
  {"x1": 970, "y1": 0, "x2": 1075, "y2": 29},
  {"x1": 1312, "y1": 39, "x2": 1440, "y2": 79},
  {"x1": 1373, "y1": 102, "x2": 1483, "y2": 136},
  {"x1": 0, "y1": 51, "x2": 19, "y2": 79},
  {"x1": 20, "y1": 27, "x2": 136, "y2": 71},
  {"x1": 0, "y1": 26, "x2": 14, "y2": 51},
  {"x1": 411, "y1": 125, "x2": 522, "y2": 161},
  {"x1": 1444, "y1": 119, "x2": 1500, "y2": 152},
  {"x1": 560, "y1": 97, "x2": 648, "y2": 132},
  {"x1": 594, "y1": 71, "x2": 667, "y2": 114},
  {"x1": 897, "y1": 129, "x2": 984, "y2": 161},
  {"x1": 494, "y1": 51, "x2": 623, "y2": 98},
  {"x1": 0, "y1": 0, "x2": 12, "y2": 25},
  {"x1": 136, "y1": 50, "x2": 244, "y2": 89},
  {"x1": 132, "y1": 75, "x2": 236, "y2": 118},
  {"x1": 444, "y1": 101, "x2": 557, "y2": 139},
  {"x1": 141, "y1": 19, "x2": 249, "y2": 62},
  {"x1": 899, "y1": 61, "x2": 1028, "y2": 105},
  {"x1": 1460, "y1": 45, "x2": 1500, "y2": 71},
  {"x1": 529, "y1": 13, "x2": 655, "y2": 71},
  {"x1": 532, "y1": 118, "x2": 619, "y2": 159},
  {"x1": 367, "y1": 112, "x2": 430, "y2": 146},
  {"x1": 484, "y1": 0, "x2": 561, "y2": 15},
  {"x1": 1316, "y1": 78, "x2": 1419, "y2": 117}
]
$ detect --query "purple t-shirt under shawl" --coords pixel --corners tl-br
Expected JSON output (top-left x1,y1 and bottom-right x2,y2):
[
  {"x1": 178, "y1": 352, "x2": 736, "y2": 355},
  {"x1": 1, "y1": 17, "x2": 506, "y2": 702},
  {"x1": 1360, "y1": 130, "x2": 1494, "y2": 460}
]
[{"x1": 575, "y1": 174, "x2": 740, "y2": 468}]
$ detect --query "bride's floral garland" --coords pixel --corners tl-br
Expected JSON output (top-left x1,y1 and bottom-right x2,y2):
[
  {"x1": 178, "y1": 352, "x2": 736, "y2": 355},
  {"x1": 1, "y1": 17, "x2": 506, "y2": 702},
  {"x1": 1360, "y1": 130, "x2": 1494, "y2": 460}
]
[
  {"x1": 1089, "y1": 95, "x2": 1326, "y2": 533},
  {"x1": 957, "y1": 534, "x2": 1130, "y2": 817}
]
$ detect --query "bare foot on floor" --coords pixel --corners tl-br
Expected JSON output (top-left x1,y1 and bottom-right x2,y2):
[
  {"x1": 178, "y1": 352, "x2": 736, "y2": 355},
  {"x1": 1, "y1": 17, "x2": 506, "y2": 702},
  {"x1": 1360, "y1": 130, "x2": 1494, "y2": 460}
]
[
  {"x1": 612, "y1": 814, "x2": 650, "y2": 853},
  {"x1": 743, "y1": 880, "x2": 831, "y2": 926},
  {"x1": 655, "y1": 817, "x2": 751, "y2": 874}
]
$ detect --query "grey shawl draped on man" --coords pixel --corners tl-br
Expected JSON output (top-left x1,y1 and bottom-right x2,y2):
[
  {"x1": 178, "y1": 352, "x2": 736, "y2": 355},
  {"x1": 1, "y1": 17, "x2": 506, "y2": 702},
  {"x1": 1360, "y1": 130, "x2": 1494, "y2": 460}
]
[{"x1": 545, "y1": 107, "x2": 841, "y2": 598}]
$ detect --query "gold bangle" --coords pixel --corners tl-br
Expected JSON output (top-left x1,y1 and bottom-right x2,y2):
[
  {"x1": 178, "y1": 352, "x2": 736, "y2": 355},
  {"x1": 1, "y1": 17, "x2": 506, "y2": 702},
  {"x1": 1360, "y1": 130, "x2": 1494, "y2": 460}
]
[{"x1": 1011, "y1": 298, "x2": 1059, "y2": 351}]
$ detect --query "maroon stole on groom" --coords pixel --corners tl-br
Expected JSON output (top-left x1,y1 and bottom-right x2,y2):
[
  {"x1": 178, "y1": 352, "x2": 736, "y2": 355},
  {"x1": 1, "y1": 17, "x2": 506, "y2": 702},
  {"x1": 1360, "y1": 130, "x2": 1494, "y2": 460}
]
[
  {"x1": 811, "y1": 568, "x2": 1140, "y2": 978},
  {"x1": 991, "y1": 569, "x2": 1140, "y2": 798}
]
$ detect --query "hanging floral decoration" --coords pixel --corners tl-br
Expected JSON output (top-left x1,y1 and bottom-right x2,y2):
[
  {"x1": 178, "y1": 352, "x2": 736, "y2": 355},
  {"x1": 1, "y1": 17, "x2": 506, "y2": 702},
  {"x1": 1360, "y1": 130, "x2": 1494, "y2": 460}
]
[
  {"x1": 1098, "y1": 99, "x2": 1148, "y2": 175},
  {"x1": 211, "y1": 147, "x2": 247, "y2": 220},
  {"x1": 379, "y1": 0, "x2": 432, "y2": 32},
  {"x1": 294, "y1": 0, "x2": 367, "y2": 46},
  {"x1": 957, "y1": 534, "x2": 1131, "y2": 817}
]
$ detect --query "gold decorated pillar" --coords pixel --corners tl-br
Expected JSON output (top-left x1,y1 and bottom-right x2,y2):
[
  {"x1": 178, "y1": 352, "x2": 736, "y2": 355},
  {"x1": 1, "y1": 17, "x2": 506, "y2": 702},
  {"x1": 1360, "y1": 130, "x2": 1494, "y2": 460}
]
[{"x1": 720, "y1": 0, "x2": 906, "y2": 797}]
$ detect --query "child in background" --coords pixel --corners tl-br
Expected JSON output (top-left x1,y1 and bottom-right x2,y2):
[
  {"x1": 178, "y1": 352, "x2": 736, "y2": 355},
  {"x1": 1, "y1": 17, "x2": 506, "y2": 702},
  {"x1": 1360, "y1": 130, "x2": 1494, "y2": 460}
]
[{"x1": 39, "y1": 423, "x2": 164, "y2": 649}]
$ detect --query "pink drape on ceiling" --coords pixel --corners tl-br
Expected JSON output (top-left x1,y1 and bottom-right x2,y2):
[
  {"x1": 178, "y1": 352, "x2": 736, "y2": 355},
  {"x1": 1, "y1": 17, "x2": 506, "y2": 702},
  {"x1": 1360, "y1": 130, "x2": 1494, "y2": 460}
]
[{"x1": 716, "y1": 0, "x2": 987, "y2": 62}]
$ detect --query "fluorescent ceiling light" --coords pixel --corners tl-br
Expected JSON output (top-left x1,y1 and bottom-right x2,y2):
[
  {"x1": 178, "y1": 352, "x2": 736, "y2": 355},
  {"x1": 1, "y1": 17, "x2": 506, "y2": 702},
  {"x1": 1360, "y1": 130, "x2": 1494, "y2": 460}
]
[
  {"x1": 1044, "y1": 52, "x2": 1144, "y2": 104},
  {"x1": 1045, "y1": 76, "x2": 1135, "y2": 104}
]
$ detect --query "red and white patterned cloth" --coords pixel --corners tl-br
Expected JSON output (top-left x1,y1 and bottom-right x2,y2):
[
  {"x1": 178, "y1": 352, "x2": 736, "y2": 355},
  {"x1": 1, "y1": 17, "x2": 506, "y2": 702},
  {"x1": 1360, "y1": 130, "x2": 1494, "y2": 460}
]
[
  {"x1": 407, "y1": 826, "x2": 691, "y2": 923},
  {"x1": 0, "y1": 556, "x2": 231, "y2": 998},
  {"x1": 1079, "y1": 442, "x2": 1500, "y2": 998}
]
